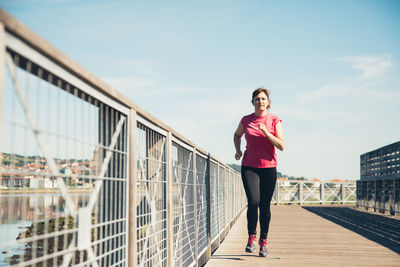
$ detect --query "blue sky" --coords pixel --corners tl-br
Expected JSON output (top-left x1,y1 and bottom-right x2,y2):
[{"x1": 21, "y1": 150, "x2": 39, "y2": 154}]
[{"x1": 2, "y1": 0, "x2": 399, "y2": 180}]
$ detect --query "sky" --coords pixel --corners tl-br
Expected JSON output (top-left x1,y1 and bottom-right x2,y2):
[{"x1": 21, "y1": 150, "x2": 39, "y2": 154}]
[{"x1": 1, "y1": 0, "x2": 399, "y2": 180}]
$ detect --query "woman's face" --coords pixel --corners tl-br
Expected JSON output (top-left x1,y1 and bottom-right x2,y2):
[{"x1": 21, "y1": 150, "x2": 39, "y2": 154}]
[{"x1": 252, "y1": 92, "x2": 269, "y2": 111}]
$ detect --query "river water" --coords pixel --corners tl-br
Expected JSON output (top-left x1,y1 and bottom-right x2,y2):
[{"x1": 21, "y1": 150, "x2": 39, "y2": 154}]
[{"x1": 0, "y1": 192, "x2": 90, "y2": 265}]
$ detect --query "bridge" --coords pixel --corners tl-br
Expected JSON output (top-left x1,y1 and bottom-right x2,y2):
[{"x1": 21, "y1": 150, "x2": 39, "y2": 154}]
[
  {"x1": 206, "y1": 205, "x2": 400, "y2": 266},
  {"x1": 0, "y1": 9, "x2": 399, "y2": 267}
]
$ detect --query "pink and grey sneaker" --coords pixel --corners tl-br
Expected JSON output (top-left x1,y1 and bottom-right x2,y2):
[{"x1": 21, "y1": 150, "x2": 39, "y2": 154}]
[
  {"x1": 259, "y1": 239, "x2": 269, "y2": 257},
  {"x1": 245, "y1": 234, "x2": 257, "y2": 252}
]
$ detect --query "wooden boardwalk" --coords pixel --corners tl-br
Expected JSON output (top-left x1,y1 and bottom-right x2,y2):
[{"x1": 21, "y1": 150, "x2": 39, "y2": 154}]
[{"x1": 205, "y1": 205, "x2": 400, "y2": 266}]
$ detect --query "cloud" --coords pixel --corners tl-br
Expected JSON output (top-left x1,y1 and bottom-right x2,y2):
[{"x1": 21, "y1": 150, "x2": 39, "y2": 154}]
[
  {"x1": 284, "y1": 53, "x2": 400, "y2": 155},
  {"x1": 297, "y1": 82, "x2": 357, "y2": 103},
  {"x1": 336, "y1": 54, "x2": 393, "y2": 79},
  {"x1": 298, "y1": 54, "x2": 395, "y2": 104},
  {"x1": 100, "y1": 59, "x2": 160, "y2": 96}
]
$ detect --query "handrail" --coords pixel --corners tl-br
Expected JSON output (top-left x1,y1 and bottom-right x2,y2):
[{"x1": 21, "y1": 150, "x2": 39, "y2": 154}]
[{"x1": 274, "y1": 180, "x2": 356, "y2": 205}]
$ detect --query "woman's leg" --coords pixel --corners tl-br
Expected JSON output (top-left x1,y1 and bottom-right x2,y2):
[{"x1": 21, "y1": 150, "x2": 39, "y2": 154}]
[
  {"x1": 241, "y1": 166, "x2": 261, "y2": 235},
  {"x1": 258, "y1": 167, "x2": 277, "y2": 239}
]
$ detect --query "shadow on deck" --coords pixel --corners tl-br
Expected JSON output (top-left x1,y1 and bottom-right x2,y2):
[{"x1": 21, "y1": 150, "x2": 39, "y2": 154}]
[{"x1": 302, "y1": 206, "x2": 400, "y2": 254}]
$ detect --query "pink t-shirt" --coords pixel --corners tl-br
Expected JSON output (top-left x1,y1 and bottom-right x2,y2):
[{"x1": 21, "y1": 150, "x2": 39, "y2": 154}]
[{"x1": 241, "y1": 113, "x2": 281, "y2": 168}]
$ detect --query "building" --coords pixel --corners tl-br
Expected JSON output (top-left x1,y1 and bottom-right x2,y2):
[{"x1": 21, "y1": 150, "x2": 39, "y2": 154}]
[
  {"x1": 277, "y1": 177, "x2": 290, "y2": 187},
  {"x1": 360, "y1": 141, "x2": 400, "y2": 180}
]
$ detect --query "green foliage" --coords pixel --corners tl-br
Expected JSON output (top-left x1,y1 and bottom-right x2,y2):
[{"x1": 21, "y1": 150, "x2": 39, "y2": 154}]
[
  {"x1": 228, "y1": 164, "x2": 286, "y2": 176},
  {"x1": 227, "y1": 164, "x2": 241, "y2": 172}
]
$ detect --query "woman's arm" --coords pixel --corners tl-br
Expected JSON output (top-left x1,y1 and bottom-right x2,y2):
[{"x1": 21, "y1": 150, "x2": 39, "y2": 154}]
[
  {"x1": 258, "y1": 121, "x2": 285, "y2": 151},
  {"x1": 233, "y1": 122, "x2": 245, "y2": 160}
]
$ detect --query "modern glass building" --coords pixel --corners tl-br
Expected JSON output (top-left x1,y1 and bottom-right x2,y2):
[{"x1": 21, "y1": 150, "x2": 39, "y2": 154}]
[{"x1": 360, "y1": 141, "x2": 400, "y2": 180}]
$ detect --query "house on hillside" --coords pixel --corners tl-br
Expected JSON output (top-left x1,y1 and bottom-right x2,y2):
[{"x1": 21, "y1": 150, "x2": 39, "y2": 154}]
[
  {"x1": 327, "y1": 179, "x2": 344, "y2": 188},
  {"x1": 311, "y1": 178, "x2": 321, "y2": 187}
]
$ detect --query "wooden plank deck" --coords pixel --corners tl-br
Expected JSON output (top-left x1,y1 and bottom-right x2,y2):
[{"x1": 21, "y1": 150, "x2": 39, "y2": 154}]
[{"x1": 205, "y1": 205, "x2": 400, "y2": 266}]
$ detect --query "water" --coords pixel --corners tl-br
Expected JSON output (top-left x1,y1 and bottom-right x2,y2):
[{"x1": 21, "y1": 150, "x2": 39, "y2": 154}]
[
  {"x1": 0, "y1": 220, "x2": 31, "y2": 265},
  {"x1": 0, "y1": 192, "x2": 90, "y2": 265}
]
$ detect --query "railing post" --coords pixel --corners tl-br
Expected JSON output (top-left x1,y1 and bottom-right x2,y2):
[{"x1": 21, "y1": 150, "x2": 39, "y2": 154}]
[
  {"x1": 385, "y1": 179, "x2": 388, "y2": 213},
  {"x1": 206, "y1": 154, "x2": 212, "y2": 261},
  {"x1": 390, "y1": 178, "x2": 394, "y2": 215},
  {"x1": 360, "y1": 181, "x2": 363, "y2": 208},
  {"x1": 384, "y1": 179, "x2": 389, "y2": 215},
  {"x1": 386, "y1": 179, "x2": 390, "y2": 214},
  {"x1": 128, "y1": 110, "x2": 138, "y2": 267},
  {"x1": 166, "y1": 132, "x2": 175, "y2": 267},
  {"x1": 216, "y1": 163, "x2": 220, "y2": 245},
  {"x1": 275, "y1": 180, "x2": 280, "y2": 205},
  {"x1": 374, "y1": 179, "x2": 377, "y2": 212},
  {"x1": 381, "y1": 179, "x2": 384, "y2": 214},
  {"x1": 395, "y1": 177, "x2": 399, "y2": 216},
  {"x1": 355, "y1": 181, "x2": 358, "y2": 208},
  {"x1": 395, "y1": 178, "x2": 398, "y2": 216},
  {"x1": 340, "y1": 183, "x2": 345, "y2": 204},
  {"x1": 378, "y1": 179, "x2": 382, "y2": 213},
  {"x1": 366, "y1": 180, "x2": 369, "y2": 209},
  {"x1": 224, "y1": 167, "x2": 228, "y2": 234},
  {"x1": 0, "y1": 21, "x2": 4, "y2": 158},
  {"x1": 366, "y1": 180, "x2": 369, "y2": 210},
  {"x1": 299, "y1": 182, "x2": 303, "y2": 205},
  {"x1": 361, "y1": 181, "x2": 365, "y2": 209},
  {"x1": 356, "y1": 180, "x2": 364, "y2": 208},
  {"x1": 320, "y1": 183, "x2": 324, "y2": 205},
  {"x1": 367, "y1": 180, "x2": 371, "y2": 211},
  {"x1": 193, "y1": 148, "x2": 198, "y2": 266}
]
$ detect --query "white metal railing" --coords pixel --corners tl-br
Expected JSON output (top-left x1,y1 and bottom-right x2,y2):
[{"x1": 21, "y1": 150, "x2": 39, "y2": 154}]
[
  {"x1": 1, "y1": 23, "x2": 129, "y2": 267},
  {"x1": 273, "y1": 180, "x2": 356, "y2": 205},
  {"x1": 0, "y1": 9, "x2": 246, "y2": 267}
]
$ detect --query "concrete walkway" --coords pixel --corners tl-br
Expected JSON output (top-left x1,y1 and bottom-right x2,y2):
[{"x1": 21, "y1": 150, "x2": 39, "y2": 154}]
[{"x1": 205, "y1": 205, "x2": 400, "y2": 266}]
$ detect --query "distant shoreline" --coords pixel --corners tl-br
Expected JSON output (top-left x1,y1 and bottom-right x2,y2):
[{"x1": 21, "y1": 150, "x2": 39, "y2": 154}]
[{"x1": 0, "y1": 188, "x2": 93, "y2": 194}]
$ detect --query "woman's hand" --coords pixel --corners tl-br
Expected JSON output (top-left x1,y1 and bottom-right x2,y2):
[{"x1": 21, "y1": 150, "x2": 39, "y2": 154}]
[
  {"x1": 258, "y1": 123, "x2": 270, "y2": 137},
  {"x1": 258, "y1": 122, "x2": 285, "y2": 151},
  {"x1": 235, "y1": 151, "x2": 243, "y2": 160},
  {"x1": 234, "y1": 122, "x2": 245, "y2": 160},
  {"x1": 260, "y1": 122, "x2": 285, "y2": 151}
]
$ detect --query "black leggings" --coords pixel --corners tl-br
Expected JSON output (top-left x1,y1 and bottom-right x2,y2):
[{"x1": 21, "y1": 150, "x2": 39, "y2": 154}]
[{"x1": 241, "y1": 166, "x2": 277, "y2": 239}]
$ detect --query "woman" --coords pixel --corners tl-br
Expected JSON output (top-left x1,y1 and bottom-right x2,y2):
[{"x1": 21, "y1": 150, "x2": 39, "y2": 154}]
[{"x1": 233, "y1": 88, "x2": 285, "y2": 257}]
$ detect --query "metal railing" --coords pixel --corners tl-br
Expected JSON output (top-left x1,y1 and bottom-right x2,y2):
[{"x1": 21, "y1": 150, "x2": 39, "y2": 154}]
[
  {"x1": 356, "y1": 177, "x2": 400, "y2": 216},
  {"x1": 0, "y1": 9, "x2": 246, "y2": 267},
  {"x1": 273, "y1": 180, "x2": 356, "y2": 205}
]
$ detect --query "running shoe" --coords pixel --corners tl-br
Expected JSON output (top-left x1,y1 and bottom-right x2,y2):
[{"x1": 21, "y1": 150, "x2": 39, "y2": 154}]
[
  {"x1": 245, "y1": 234, "x2": 257, "y2": 252},
  {"x1": 259, "y1": 239, "x2": 269, "y2": 257}
]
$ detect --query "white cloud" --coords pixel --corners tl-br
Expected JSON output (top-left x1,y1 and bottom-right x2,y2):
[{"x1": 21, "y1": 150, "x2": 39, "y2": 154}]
[
  {"x1": 280, "y1": 54, "x2": 400, "y2": 179},
  {"x1": 298, "y1": 54, "x2": 395, "y2": 104},
  {"x1": 298, "y1": 82, "x2": 357, "y2": 103},
  {"x1": 337, "y1": 54, "x2": 393, "y2": 79}
]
